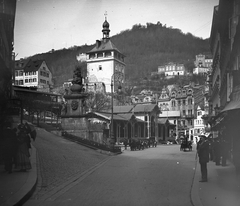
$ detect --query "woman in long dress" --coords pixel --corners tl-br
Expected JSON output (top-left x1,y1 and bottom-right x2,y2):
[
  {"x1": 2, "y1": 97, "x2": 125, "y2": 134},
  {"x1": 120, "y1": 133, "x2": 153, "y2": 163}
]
[{"x1": 16, "y1": 124, "x2": 32, "y2": 172}]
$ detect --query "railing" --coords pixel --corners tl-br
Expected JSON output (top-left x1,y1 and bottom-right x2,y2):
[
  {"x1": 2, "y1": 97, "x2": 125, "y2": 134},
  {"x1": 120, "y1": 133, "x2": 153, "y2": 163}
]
[{"x1": 62, "y1": 132, "x2": 122, "y2": 154}]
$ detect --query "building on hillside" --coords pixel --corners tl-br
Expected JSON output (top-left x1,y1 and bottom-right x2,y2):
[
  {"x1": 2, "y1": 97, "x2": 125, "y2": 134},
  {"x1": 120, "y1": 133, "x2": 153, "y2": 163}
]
[
  {"x1": 14, "y1": 59, "x2": 53, "y2": 92},
  {"x1": 193, "y1": 54, "x2": 213, "y2": 75},
  {"x1": 156, "y1": 62, "x2": 185, "y2": 78},
  {"x1": 86, "y1": 16, "x2": 126, "y2": 93}
]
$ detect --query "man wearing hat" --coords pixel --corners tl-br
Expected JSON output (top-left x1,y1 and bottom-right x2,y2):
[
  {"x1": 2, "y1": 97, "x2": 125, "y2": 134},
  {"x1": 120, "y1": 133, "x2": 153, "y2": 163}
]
[{"x1": 197, "y1": 135, "x2": 209, "y2": 182}]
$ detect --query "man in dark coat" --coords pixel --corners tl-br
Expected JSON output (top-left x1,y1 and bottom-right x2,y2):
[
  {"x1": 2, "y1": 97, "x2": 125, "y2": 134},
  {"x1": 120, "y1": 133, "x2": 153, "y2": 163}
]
[{"x1": 197, "y1": 135, "x2": 209, "y2": 182}]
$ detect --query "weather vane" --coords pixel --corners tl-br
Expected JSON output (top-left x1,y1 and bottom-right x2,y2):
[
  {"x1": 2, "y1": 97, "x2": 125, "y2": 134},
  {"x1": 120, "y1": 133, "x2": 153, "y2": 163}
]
[{"x1": 104, "y1": 11, "x2": 107, "y2": 20}]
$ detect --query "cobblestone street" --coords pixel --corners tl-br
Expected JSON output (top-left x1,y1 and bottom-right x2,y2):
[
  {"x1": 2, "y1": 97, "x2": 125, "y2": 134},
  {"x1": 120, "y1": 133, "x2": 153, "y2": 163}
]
[
  {"x1": 24, "y1": 128, "x2": 196, "y2": 206},
  {"x1": 29, "y1": 128, "x2": 110, "y2": 200}
]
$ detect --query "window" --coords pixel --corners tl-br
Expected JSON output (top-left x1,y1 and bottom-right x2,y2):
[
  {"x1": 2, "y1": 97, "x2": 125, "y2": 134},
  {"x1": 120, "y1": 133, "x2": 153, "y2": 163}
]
[
  {"x1": 183, "y1": 110, "x2": 186, "y2": 115},
  {"x1": 25, "y1": 72, "x2": 28, "y2": 76},
  {"x1": 25, "y1": 79, "x2": 28, "y2": 83},
  {"x1": 19, "y1": 80, "x2": 23, "y2": 85},
  {"x1": 183, "y1": 100, "x2": 186, "y2": 105},
  {"x1": 15, "y1": 80, "x2": 18, "y2": 85},
  {"x1": 188, "y1": 98, "x2": 192, "y2": 105},
  {"x1": 15, "y1": 71, "x2": 18, "y2": 76},
  {"x1": 33, "y1": 78, "x2": 36, "y2": 82},
  {"x1": 19, "y1": 71, "x2": 23, "y2": 76},
  {"x1": 29, "y1": 79, "x2": 32, "y2": 82},
  {"x1": 99, "y1": 65, "x2": 102, "y2": 70}
]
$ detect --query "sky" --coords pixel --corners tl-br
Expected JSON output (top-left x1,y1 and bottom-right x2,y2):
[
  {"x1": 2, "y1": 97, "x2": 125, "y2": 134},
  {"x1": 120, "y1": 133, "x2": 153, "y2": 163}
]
[{"x1": 14, "y1": 0, "x2": 219, "y2": 60}]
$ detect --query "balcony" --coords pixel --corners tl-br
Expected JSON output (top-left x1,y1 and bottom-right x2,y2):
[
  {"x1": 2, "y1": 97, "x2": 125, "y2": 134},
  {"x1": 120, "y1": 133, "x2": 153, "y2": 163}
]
[{"x1": 185, "y1": 114, "x2": 194, "y2": 119}]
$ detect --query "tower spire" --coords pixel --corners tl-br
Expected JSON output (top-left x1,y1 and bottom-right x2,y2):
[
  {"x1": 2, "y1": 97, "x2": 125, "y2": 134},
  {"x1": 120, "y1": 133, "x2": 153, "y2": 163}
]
[{"x1": 102, "y1": 11, "x2": 110, "y2": 39}]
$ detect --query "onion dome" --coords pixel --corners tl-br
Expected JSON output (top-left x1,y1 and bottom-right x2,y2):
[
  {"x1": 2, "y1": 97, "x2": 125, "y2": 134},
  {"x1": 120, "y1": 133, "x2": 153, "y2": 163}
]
[{"x1": 102, "y1": 19, "x2": 110, "y2": 39}]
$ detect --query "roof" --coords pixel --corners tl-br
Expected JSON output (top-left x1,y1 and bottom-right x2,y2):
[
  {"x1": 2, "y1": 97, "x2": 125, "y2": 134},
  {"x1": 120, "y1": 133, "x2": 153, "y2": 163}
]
[
  {"x1": 87, "y1": 112, "x2": 136, "y2": 121},
  {"x1": 133, "y1": 104, "x2": 159, "y2": 113},
  {"x1": 87, "y1": 39, "x2": 123, "y2": 55},
  {"x1": 24, "y1": 59, "x2": 44, "y2": 72},
  {"x1": 15, "y1": 59, "x2": 45, "y2": 72}
]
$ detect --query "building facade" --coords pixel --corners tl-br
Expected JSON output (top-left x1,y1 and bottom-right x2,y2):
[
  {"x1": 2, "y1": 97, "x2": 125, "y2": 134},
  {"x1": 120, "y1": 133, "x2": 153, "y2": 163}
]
[
  {"x1": 193, "y1": 54, "x2": 213, "y2": 75},
  {"x1": 0, "y1": 0, "x2": 17, "y2": 109},
  {"x1": 208, "y1": 0, "x2": 240, "y2": 170},
  {"x1": 169, "y1": 85, "x2": 195, "y2": 138},
  {"x1": 86, "y1": 17, "x2": 126, "y2": 93},
  {"x1": 14, "y1": 59, "x2": 53, "y2": 92},
  {"x1": 157, "y1": 62, "x2": 185, "y2": 77}
]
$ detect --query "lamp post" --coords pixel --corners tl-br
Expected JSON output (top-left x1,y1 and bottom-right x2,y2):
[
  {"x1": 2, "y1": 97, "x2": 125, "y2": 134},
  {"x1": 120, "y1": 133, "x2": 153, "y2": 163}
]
[{"x1": 110, "y1": 80, "x2": 114, "y2": 148}]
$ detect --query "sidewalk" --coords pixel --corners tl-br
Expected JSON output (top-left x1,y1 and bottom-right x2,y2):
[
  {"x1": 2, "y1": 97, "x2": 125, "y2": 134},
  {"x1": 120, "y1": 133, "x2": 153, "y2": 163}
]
[
  {"x1": 0, "y1": 146, "x2": 37, "y2": 206},
  {"x1": 1, "y1": 144, "x2": 240, "y2": 206},
  {"x1": 191, "y1": 159, "x2": 240, "y2": 206}
]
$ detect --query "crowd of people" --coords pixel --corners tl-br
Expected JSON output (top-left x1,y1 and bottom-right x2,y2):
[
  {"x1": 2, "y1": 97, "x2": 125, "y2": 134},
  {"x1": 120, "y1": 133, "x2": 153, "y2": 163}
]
[
  {"x1": 197, "y1": 134, "x2": 230, "y2": 182},
  {"x1": 1, "y1": 119, "x2": 36, "y2": 174}
]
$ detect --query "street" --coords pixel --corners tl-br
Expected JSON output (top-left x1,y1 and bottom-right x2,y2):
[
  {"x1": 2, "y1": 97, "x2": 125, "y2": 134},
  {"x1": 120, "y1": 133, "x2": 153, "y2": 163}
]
[{"x1": 25, "y1": 128, "x2": 197, "y2": 206}]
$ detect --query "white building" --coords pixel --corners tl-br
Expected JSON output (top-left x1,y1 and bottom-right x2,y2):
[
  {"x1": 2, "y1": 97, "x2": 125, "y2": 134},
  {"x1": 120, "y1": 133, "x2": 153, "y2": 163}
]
[
  {"x1": 157, "y1": 62, "x2": 185, "y2": 77},
  {"x1": 193, "y1": 106, "x2": 205, "y2": 143},
  {"x1": 193, "y1": 54, "x2": 212, "y2": 75},
  {"x1": 14, "y1": 59, "x2": 53, "y2": 92},
  {"x1": 86, "y1": 17, "x2": 126, "y2": 93}
]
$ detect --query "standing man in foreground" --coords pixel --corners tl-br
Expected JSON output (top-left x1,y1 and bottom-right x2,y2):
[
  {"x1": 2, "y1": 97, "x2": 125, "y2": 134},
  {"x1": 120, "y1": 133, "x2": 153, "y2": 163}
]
[{"x1": 197, "y1": 135, "x2": 209, "y2": 182}]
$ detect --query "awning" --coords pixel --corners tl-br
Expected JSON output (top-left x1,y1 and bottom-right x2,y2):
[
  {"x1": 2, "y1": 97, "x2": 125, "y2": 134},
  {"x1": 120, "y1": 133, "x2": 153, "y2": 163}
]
[{"x1": 222, "y1": 100, "x2": 240, "y2": 112}]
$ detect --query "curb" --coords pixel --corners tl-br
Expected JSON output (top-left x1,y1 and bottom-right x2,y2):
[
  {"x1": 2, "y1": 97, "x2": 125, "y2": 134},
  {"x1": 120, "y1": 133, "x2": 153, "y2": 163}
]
[{"x1": 191, "y1": 158, "x2": 203, "y2": 206}]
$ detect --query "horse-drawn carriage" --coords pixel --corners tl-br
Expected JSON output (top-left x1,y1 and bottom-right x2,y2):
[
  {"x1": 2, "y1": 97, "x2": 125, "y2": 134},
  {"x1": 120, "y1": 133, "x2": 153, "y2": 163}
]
[{"x1": 180, "y1": 139, "x2": 192, "y2": 151}]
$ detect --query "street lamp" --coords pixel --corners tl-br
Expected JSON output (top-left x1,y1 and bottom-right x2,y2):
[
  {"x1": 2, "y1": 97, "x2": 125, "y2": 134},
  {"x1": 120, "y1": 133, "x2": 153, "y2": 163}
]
[{"x1": 110, "y1": 80, "x2": 115, "y2": 147}]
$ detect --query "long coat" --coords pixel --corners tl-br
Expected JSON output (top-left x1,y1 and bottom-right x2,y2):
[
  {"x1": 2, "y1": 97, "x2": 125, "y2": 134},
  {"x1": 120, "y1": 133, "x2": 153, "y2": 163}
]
[{"x1": 198, "y1": 140, "x2": 209, "y2": 163}]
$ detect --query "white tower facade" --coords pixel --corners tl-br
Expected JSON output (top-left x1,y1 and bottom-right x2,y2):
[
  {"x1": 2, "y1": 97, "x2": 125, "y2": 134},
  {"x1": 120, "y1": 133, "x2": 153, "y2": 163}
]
[{"x1": 86, "y1": 17, "x2": 125, "y2": 93}]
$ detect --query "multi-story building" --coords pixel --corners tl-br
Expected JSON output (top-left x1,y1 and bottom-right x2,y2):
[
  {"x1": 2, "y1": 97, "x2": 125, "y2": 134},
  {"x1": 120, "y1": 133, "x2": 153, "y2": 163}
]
[
  {"x1": 193, "y1": 54, "x2": 213, "y2": 75},
  {"x1": 86, "y1": 17, "x2": 125, "y2": 93},
  {"x1": 14, "y1": 59, "x2": 53, "y2": 92},
  {"x1": 209, "y1": 0, "x2": 240, "y2": 167},
  {"x1": 169, "y1": 85, "x2": 194, "y2": 138},
  {"x1": 157, "y1": 86, "x2": 171, "y2": 111},
  {"x1": 157, "y1": 62, "x2": 185, "y2": 77}
]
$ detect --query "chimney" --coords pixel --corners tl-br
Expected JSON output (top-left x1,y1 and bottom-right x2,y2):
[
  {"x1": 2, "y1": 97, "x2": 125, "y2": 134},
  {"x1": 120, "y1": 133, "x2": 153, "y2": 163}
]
[{"x1": 96, "y1": 40, "x2": 101, "y2": 48}]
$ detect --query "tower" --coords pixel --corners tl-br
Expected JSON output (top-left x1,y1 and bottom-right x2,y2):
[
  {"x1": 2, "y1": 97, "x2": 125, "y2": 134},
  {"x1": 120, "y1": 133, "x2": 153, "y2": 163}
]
[{"x1": 86, "y1": 14, "x2": 126, "y2": 93}]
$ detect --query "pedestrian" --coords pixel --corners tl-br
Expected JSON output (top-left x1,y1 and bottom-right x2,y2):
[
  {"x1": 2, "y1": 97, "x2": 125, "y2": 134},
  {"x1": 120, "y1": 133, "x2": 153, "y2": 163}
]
[
  {"x1": 124, "y1": 139, "x2": 128, "y2": 150},
  {"x1": 15, "y1": 124, "x2": 32, "y2": 172},
  {"x1": 197, "y1": 135, "x2": 209, "y2": 182},
  {"x1": 2, "y1": 120, "x2": 17, "y2": 174}
]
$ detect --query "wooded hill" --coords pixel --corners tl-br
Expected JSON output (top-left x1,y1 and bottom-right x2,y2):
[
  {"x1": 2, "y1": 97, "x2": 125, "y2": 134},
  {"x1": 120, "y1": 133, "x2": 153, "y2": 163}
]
[{"x1": 28, "y1": 22, "x2": 211, "y2": 87}]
